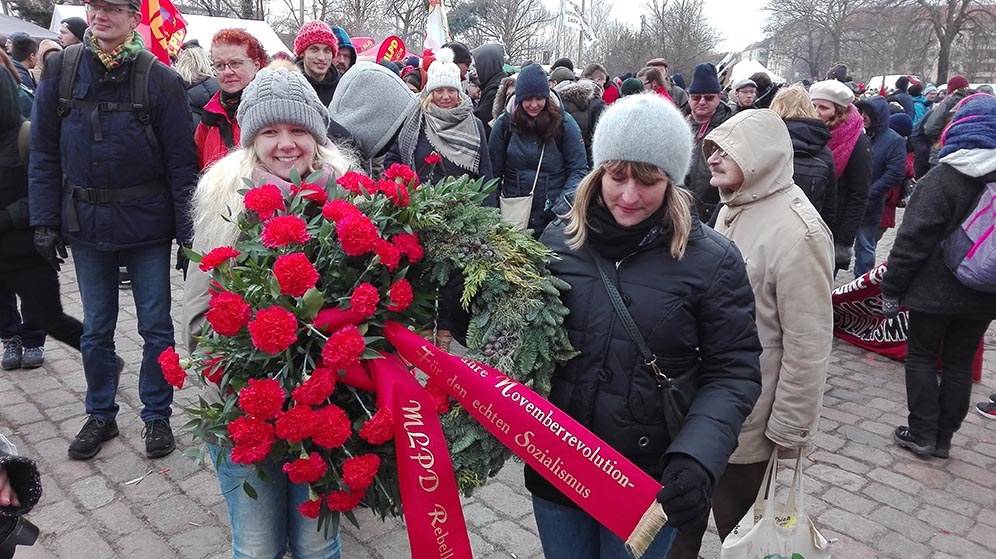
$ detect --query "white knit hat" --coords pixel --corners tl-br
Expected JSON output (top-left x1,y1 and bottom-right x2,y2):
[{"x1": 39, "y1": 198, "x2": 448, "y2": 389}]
[
  {"x1": 592, "y1": 94, "x2": 692, "y2": 182},
  {"x1": 425, "y1": 48, "x2": 462, "y2": 93},
  {"x1": 809, "y1": 79, "x2": 855, "y2": 108}
]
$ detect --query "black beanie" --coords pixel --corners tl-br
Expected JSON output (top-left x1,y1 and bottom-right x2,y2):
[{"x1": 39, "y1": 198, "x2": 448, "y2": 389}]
[
  {"x1": 442, "y1": 42, "x2": 472, "y2": 65},
  {"x1": 61, "y1": 17, "x2": 87, "y2": 43},
  {"x1": 895, "y1": 76, "x2": 910, "y2": 91},
  {"x1": 551, "y1": 57, "x2": 574, "y2": 72}
]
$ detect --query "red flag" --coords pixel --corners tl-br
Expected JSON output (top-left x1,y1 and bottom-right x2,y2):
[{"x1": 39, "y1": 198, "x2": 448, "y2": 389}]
[{"x1": 139, "y1": 0, "x2": 187, "y2": 64}]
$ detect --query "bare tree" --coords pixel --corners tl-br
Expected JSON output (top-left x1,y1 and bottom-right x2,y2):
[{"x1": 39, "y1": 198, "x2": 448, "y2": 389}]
[
  {"x1": 385, "y1": 0, "x2": 429, "y2": 53},
  {"x1": 470, "y1": 0, "x2": 555, "y2": 61},
  {"x1": 643, "y1": 0, "x2": 720, "y2": 75},
  {"x1": 764, "y1": 0, "x2": 874, "y2": 79},
  {"x1": 896, "y1": 0, "x2": 994, "y2": 82}
]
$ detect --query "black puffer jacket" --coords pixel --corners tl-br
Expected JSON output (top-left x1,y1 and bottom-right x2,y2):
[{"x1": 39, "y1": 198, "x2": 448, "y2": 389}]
[
  {"x1": 471, "y1": 44, "x2": 507, "y2": 138},
  {"x1": 186, "y1": 76, "x2": 219, "y2": 129},
  {"x1": 882, "y1": 153, "x2": 996, "y2": 319},
  {"x1": 526, "y1": 218, "x2": 762, "y2": 505},
  {"x1": 0, "y1": 67, "x2": 38, "y2": 272},
  {"x1": 558, "y1": 80, "x2": 606, "y2": 166},
  {"x1": 785, "y1": 118, "x2": 836, "y2": 224}
]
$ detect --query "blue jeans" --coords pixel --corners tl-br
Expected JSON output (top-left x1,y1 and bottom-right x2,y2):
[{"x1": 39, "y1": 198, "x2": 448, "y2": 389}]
[
  {"x1": 532, "y1": 495, "x2": 676, "y2": 559},
  {"x1": 853, "y1": 224, "x2": 879, "y2": 278},
  {"x1": 208, "y1": 444, "x2": 342, "y2": 559},
  {"x1": 71, "y1": 241, "x2": 174, "y2": 422}
]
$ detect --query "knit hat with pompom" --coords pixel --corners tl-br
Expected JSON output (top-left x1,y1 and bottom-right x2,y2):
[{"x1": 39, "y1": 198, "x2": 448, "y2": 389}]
[{"x1": 425, "y1": 47, "x2": 462, "y2": 93}]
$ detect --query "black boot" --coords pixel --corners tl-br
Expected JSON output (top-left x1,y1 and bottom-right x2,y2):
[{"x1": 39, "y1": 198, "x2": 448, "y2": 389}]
[{"x1": 0, "y1": 517, "x2": 39, "y2": 559}]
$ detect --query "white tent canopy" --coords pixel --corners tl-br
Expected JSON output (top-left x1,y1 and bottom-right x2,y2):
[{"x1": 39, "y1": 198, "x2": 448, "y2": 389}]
[
  {"x1": 50, "y1": 5, "x2": 291, "y2": 56},
  {"x1": 727, "y1": 59, "x2": 785, "y2": 87}
]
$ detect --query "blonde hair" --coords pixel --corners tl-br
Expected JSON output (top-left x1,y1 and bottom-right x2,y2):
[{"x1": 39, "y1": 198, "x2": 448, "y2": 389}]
[
  {"x1": 564, "y1": 161, "x2": 694, "y2": 259},
  {"x1": 174, "y1": 46, "x2": 215, "y2": 85},
  {"x1": 770, "y1": 85, "x2": 818, "y2": 120},
  {"x1": 192, "y1": 141, "x2": 354, "y2": 252}
]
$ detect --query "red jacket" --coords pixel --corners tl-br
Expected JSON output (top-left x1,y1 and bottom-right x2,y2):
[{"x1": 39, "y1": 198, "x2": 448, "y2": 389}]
[
  {"x1": 603, "y1": 82, "x2": 621, "y2": 105},
  {"x1": 194, "y1": 91, "x2": 241, "y2": 171}
]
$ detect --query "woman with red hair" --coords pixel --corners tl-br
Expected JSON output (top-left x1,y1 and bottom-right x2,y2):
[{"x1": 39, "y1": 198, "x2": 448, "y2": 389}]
[{"x1": 194, "y1": 28, "x2": 268, "y2": 170}]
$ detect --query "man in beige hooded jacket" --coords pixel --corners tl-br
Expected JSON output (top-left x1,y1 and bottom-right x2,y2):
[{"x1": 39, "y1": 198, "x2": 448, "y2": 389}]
[{"x1": 666, "y1": 109, "x2": 834, "y2": 559}]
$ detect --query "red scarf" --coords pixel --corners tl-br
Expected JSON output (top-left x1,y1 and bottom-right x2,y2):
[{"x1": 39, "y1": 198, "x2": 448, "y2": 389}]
[{"x1": 827, "y1": 104, "x2": 863, "y2": 179}]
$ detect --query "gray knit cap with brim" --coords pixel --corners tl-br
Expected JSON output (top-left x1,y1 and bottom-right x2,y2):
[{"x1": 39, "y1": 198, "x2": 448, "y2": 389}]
[
  {"x1": 237, "y1": 67, "x2": 331, "y2": 148},
  {"x1": 592, "y1": 94, "x2": 692, "y2": 182}
]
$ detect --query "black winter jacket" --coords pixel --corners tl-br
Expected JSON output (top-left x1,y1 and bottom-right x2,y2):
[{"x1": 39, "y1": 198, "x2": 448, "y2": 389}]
[
  {"x1": 0, "y1": 67, "x2": 40, "y2": 271},
  {"x1": 785, "y1": 118, "x2": 837, "y2": 224},
  {"x1": 296, "y1": 59, "x2": 339, "y2": 106},
  {"x1": 384, "y1": 118, "x2": 494, "y2": 184},
  {"x1": 471, "y1": 44, "x2": 507, "y2": 138},
  {"x1": 186, "y1": 76, "x2": 219, "y2": 129},
  {"x1": 856, "y1": 96, "x2": 908, "y2": 227},
  {"x1": 526, "y1": 218, "x2": 762, "y2": 505},
  {"x1": 685, "y1": 103, "x2": 734, "y2": 224},
  {"x1": 882, "y1": 156, "x2": 996, "y2": 319},
  {"x1": 827, "y1": 132, "x2": 872, "y2": 248},
  {"x1": 28, "y1": 47, "x2": 197, "y2": 249}
]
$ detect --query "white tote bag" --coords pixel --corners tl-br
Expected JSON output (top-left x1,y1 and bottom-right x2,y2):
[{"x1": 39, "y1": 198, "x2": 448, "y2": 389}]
[
  {"x1": 500, "y1": 145, "x2": 545, "y2": 231},
  {"x1": 721, "y1": 450, "x2": 831, "y2": 559}
]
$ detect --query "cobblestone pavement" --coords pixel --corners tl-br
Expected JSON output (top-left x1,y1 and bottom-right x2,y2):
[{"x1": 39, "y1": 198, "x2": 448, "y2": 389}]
[{"x1": 2, "y1": 219, "x2": 996, "y2": 559}]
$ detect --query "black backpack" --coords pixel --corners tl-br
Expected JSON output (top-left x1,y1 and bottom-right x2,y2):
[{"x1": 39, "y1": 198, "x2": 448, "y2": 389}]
[
  {"x1": 792, "y1": 149, "x2": 831, "y2": 213},
  {"x1": 56, "y1": 44, "x2": 161, "y2": 158}
]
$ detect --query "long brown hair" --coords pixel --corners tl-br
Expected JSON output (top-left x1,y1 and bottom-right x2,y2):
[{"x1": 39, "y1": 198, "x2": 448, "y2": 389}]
[
  {"x1": 826, "y1": 102, "x2": 852, "y2": 130},
  {"x1": 511, "y1": 97, "x2": 564, "y2": 143},
  {"x1": 565, "y1": 161, "x2": 694, "y2": 259}
]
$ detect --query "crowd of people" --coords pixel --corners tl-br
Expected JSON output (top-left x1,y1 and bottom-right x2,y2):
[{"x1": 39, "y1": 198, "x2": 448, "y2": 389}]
[{"x1": 1, "y1": 0, "x2": 995, "y2": 556}]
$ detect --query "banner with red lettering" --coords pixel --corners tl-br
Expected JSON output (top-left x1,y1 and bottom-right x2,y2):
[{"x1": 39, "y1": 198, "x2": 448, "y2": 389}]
[
  {"x1": 139, "y1": 0, "x2": 187, "y2": 63},
  {"x1": 385, "y1": 322, "x2": 667, "y2": 557}
]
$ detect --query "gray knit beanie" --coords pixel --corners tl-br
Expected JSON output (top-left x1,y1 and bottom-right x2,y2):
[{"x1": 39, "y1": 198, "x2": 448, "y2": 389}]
[
  {"x1": 237, "y1": 67, "x2": 330, "y2": 148},
  {"x1": 329, "y1": 62, "x2": 419, "y2": 159},
  {"x1": 592, "y1": 94, "x2": 692, "y2": 182}
]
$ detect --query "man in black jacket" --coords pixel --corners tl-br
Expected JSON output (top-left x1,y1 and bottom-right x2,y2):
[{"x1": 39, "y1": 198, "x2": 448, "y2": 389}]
[
  {"x1": 471, "y1": 43, "x2": 507, "y2": 137},
  {"x1": 29, "y1": 0, "x2": 197, "y2": 461},
  {"x1": 293, "y1": 20, "x2": 340, "y2": 106}
]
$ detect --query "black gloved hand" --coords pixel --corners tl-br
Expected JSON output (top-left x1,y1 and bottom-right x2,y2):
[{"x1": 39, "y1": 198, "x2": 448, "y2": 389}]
[
  {"x1": 175, "y1": 245, "x2": 190, "y2": 279},
  {"x1": 33, "y1": 227, "x2": 67, "y2": 271},
  {"x1": 881, "y1": 296, "x2": 901, "y2": 319},
  {"x1": 656, "y1": 454, "x2": 713, "y2": 530},
  {"x1": 834, "y1": 243, "x2": 853, "y2": 271}
]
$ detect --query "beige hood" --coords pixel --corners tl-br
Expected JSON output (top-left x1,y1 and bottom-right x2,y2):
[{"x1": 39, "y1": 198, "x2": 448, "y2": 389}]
[{"x1": 704, "y1": 109, "x2": 796, "y2": 207}]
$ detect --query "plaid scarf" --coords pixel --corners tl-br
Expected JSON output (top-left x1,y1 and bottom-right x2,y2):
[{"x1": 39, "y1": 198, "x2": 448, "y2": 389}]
[{"x1": 87, "y1": 30, "x2": 145, "y2": 71}]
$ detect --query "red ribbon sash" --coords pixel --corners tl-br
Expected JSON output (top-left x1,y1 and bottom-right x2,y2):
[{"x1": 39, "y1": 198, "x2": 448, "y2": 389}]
[
  {"x1": 385, "y1": 321, "x2": 665, "y2": 548},
  {"x1": 366, "y1": 354, "x2": 473, "y2": 559}
]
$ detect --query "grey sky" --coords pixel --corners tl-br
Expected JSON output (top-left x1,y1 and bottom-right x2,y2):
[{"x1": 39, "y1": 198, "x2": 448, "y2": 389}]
[{"x1": 598, "y1": 0, "x2": 769, "y2": 52}]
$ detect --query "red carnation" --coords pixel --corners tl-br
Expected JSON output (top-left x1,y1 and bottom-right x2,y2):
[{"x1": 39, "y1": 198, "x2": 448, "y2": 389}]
[
  {"x1": 374, "y1": 239, "x2": 401, "y2": 271},
  {"x1": 228, "y1": 416, "x2": 275, "y2": 464},
  {"x1": 248, "y1": 306, "x2": 299, "y2": 355},
  {"x1": 336, "y1": 213, "x2": 380, "y2": 256},
  {"x1": 282, "y1": 452, "x2": 329, "y2": 484},
  {"x1": 157, "y1": 346, "x2": 187, "y2": 389},
  {"x1": 342, "y1": 454, "x2": 381, "y2": 491},
  {"x1": 391, "y1": 233, "x2": 424, "y2": 263},
  {"x1": 383, "y1": 163, "x2": 418, "y2": 187},
  {"x1": 238, "y1": 378, "x2": 286, "y2": 419},
  {"x1": 292, "y1": 367, "x2": 337, "y2": 406},
  {"x1": 298, "y1": 497, "x2": 322, "y2": 519},
  {"x1": 291, "y1": 182, "x2": 328, "y2": 205},
  {"x1": 199, "y1": 246, "x2": 241, "y2": 272},
  {"x1": 326, "y1": 489, "x2": 364, "y2": 512},
  {"x1": 349, "y1": 283, "x2": 380, "y2": 318},
  {"x1": 273, "y1": 253, "x2": 319, "y2": 297},
  {"x1": 275, "y1": 404, "x2": 318, "y2": 442},
  {"x1": 312, "y1": 404, "x2": 351, "y2": 449},
  {"x1": 425, "y1": 379, "x2": 451, "y2": 414},
  {"x1": 424, "y1": 152, "x2": 442, "y2": 166},
  {"x1": 204, "y1": 356, "x2": 225, "y2": 385},
  {"x1": 261, "y1": 215, "x2": 311, "y2": 249},
  {"x1": 322, "y1": 199, "x2": 361, "y2": 222},
  {"x1": 244, "y1": 184, "x2": 286, "y2": 220},
  {"x1": 321, "y1": 325, "x2": 365, "y2": 370},
  {"x1": 376, "y1": 179, "x2": 410, "y2": 207},
  {"x1": 336, "y1": 171, "x2": 376, "y2": 195},
  {"x1": 206, "y1": 291, "x2": 252, "y2": 336},
  {"x1": 387, "y1": 279, "x2": 414, "y2": 312},
  {"x1": 358, "y1": 407, "x2": 394, "y2": 444}
]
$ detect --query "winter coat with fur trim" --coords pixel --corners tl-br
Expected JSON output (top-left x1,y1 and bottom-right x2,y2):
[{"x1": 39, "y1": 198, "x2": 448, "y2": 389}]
[
  {"x1": 709, "y1": 109, "x2": 834, "y2": 464},
  {"x1": 558, "y1": 79, "x2": 606, "y2": 166}
]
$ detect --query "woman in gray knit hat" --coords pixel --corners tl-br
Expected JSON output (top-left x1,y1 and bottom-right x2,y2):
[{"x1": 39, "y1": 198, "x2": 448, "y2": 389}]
[
  {"x1": 181, "y1": 66, "x2": 353, "y2": 559},
  {"x1": 528, "y1": 93, "x2": 761, "y2": 559}
]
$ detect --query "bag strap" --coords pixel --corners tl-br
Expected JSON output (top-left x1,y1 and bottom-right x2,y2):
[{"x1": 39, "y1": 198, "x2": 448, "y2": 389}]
[
  {"x1": 57, "y1": 44, "x2": 85, "y2": 119},
  {"x1": 785, "y1": 452, "x2": 806, "y2": 516},
  {"x1": 587, "y1": 246, "x2": 668, "y2": 384},
  {"x1": 130, "y1": 50, "x2": 161, "y2": 160},
  {"x1": 755, "y1": 448, "x2": 779, "y2": 519},
  {"x1": 528, "y1": 144, "x2": 546, "y2": 196}
]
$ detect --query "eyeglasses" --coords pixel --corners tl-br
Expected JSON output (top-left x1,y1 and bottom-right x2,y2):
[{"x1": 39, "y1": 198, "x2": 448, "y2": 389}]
[
  {"x1": 689, "y1": 94, "x2": 718, "y2": 103},
  {"x1": 212, "y1": 59, "x2": 248, "y2": 73},
  {"x1": 85, "y1": 2, "x2": 130, "y2": 15}
]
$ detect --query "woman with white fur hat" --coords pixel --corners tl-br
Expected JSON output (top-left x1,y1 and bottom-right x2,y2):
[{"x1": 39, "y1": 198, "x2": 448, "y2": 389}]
[
  {"x1": 385, "y1": 47, "x2": 492, "y2": 184},
  {"x1": 529, "y1": 93, "x2": 762, "y2": 558},
  {"x1": 181, "y1": 66, "x2": 353, "y2": 559}
]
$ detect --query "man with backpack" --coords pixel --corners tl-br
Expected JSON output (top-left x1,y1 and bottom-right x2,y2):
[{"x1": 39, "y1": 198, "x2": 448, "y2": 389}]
[
  {"x1": 28, "y1": 0, "x2": 197, "y2": 461},
  {"x1": 881, "y1": 93, "x2": 996, "y2": 460}
]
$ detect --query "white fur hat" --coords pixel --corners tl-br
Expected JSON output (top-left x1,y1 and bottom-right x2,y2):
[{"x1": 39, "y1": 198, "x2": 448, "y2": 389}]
[{"x1": 425, "y1": 48, "x2": 463, "y2": 93}]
